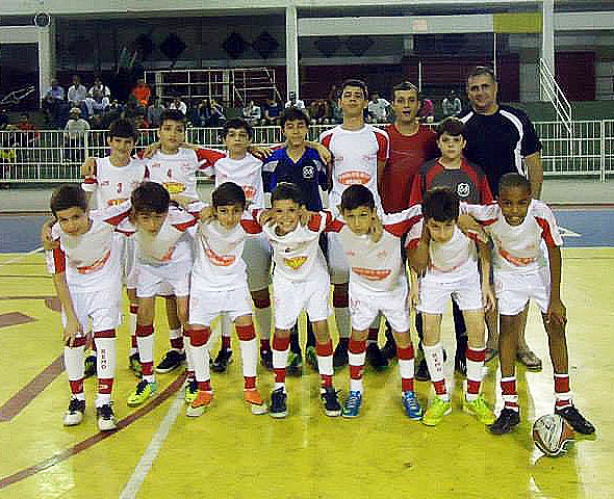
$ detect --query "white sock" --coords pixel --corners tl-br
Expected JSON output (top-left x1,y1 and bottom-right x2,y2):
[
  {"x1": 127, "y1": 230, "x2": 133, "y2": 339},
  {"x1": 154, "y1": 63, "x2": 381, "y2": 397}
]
[
  {"x1": 423, "y1": 342, "x2": 448, "y2": 402},
  {"x1": 239, "y1": 338, "x2": 258, "y2": 378},
  {"x1": 190, "y1": 342, "x2": 211, "y2": 383},
  {"x1": 64, "y1": 344, "x2": 85, "y2": 400},
  {"x1": 95, "y1": 337, "x2": 116, "y2": 406}
]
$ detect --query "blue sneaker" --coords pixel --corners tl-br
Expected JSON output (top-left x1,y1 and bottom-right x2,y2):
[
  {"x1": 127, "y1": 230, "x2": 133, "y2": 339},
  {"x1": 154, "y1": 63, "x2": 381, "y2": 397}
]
[
  {"x1": 402, "y1": 390, "x2": 423, "y2": 420},
  {"x1": 342, "y1": 390, "x2": 362, "y2": 418}
]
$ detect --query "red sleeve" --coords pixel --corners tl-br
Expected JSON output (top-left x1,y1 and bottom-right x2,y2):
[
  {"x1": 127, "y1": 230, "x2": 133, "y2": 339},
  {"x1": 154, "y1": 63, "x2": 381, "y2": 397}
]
[
  {"x1": 174, "y1": 218, "x2": 198, "y2": 232},
  {"x1": 52, "y1": 247, "x2": 66, "y2": 274},
  {"x1": 384, "y1": 215, "x2": 421, "y2": 237},
  {"x1": 375, "y1": 130, "x2": 389, "y2": 163},
  {"x1": 196, "y1": 148, "x2": 225, "y2": 169},
  {"x1": 408, "y1": 174, "x2": 424, "y2": 206},
  {"x1": 535, "y1": 217, "x2": 557, "y2": 248},
  {"x1": 320, "y1": 132, "x2": 333, "y2": 150}
]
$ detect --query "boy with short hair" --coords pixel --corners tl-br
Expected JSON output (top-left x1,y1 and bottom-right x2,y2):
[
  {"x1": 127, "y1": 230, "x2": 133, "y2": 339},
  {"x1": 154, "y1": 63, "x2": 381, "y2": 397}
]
[
  {"x1": 407, "y1": 188, "x2": 496, "y2": 427},
  {"x1": 462, "y1": 173, "x2": 595, "y2": 435},
  {"x1": 46, "y1": 184, "x2": 131, "y2": 431},
  {"x1": 327, "y1": 185, "x2": 422, "y2": 418},
  {"x1": 186, "y1": 182, "x2": 267, "y2": 417}
]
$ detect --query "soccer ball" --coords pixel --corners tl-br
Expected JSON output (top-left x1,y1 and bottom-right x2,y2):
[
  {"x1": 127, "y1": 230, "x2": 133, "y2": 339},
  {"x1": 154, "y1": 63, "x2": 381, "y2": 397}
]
[{"x1": 532, "y1": 414, "x2": 575, "y2": 457}]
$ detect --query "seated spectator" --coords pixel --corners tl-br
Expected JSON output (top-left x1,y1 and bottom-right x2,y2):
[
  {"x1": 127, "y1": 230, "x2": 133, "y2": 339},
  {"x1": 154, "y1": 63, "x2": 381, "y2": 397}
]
[
  {"x1": 263, "y1": 98, "x2": 283, "y2": 125},
  {"x1": 367, "y1": 92, "x2": 390, "y2": 123},
  {"x1": 419, "y1": 94, "x2": 435, "y2": 123},
  {"x1": 67, "y1": 75, "x2": 88, "y2": 108},
  {"x1": 186, "y1": 100, "x2": 201, "y2": 127},
  {"x1": 242, "y1": 100, "x2": 262, "y2": 125},
  {"x1": 131, "y1": 79, "x2": 151, "y2": 108},
  {"x1": 148, "y1": 98, "x2": 166, "y2": 128},
  {"x1": 63, "y1": 107, "x2": 90, "y2": 163},
  {"x1": 309, "y1": 99, "x2": 332, "y2": 124},
  {"x1": 285, "y1": 91, "x2": 305, "y2": 109},
  {"x1": 84, "y1": 76, "x2": 112, "y2": 117},
  {"x1": 42, "y1": 78, "x2": 66, "y2": 128},
  {"x1": 208, "y1": 98, "x2": 226, "y2": 127},
  {"x1": 442, "y1": 90, "x2": 462, "y2": 117},
  {"x1": 168, "y1": 96, "x2": 187, "y2": 115}
]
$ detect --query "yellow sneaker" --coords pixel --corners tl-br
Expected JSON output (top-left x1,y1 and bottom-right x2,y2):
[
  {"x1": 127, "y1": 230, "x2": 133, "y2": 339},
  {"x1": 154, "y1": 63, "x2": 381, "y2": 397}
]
[
  {"x1": 422, "y1": 397, "x2": 452, "y2": 426},
  {"x1": 186, "y1": 390, "x2": 213, "y2": 417},
  {"x1": 127, "y1": 380, "x2": 157, "y2": 407},
  {"x1": 463, "y1": 394, "x2": 496, "y2": 425},
  {"x1": 184, "y1": 379, "x2": 198, "y2": 404},
  {"x1": 244, "y1": 389, "x2": 268, "y2": 415}
]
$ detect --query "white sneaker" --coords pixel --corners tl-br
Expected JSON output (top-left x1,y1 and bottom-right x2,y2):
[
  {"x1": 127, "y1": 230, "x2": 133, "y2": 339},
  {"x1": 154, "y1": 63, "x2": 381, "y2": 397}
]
[
  {"x1": 96, "y1": 403, "x2": 117, "y2": 431},
  {"x1": 63, "y1": 398, "x2": 85, "y2": 426}
]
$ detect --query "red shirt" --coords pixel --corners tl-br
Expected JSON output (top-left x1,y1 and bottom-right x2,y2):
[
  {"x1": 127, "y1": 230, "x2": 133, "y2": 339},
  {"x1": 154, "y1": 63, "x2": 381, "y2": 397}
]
[{"x1": 380, "y1": 124, "x2": 437, "y2": 213}]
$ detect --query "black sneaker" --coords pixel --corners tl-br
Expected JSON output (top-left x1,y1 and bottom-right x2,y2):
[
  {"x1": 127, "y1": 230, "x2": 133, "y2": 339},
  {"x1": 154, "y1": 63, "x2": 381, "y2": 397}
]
[
  {"x1": 63, "y1": 398, "x2": 86, "y2": 426},
  {"x1": 260, "y1": 349, "x2": 273, "y2": 370},
  {"x1": 269, "y1": 388, "x2": 288, "y2": 419},
  {"x1": 366, "y1": 343, "x2": 389, "y2": 371},
  {"x1": 333, "y1": 339, "x2": 349, "y2": 369},
  {"x1": 211, "y1": 348, "x2": 233, "y2": 373},
  {"x1": 415, "y1": 358, "x2": 430, "y2": 382},
  {"x1": 555, "y1": 405, "x2": 596, "y2": 435},
  {"x1": 155, "y1": 350, "x2": 186, "y2": 374},
  {"x1": 96, "y1": 403, "x2": 117, "y2": 432},
  {"x1": 489, "y1": 408, "x2": 521, "y2": 435},
  {"x1": 84, "y1": 354, "x2": 97, "y2": 378},
  {"x1": 320, "y1": 386, "x2": 342, "y2": 417}
]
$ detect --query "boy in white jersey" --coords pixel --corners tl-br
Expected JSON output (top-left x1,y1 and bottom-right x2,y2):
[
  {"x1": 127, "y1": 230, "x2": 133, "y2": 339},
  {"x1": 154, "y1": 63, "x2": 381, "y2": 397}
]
[
  {"x1": 326, "y1": 185, "x2": 422, "y2": 419},
  {"x1": 125, "y1": 182, "x2": 199, "y2": 407},
  {"x1": 320, "y1": 79, "x2": 390, "y2": 369},
  {"x1": 462, "y1": 174, "x2": 595, "y2": 435},
  {"x1": 258, "y1": 183, "x2": 341, "y2": 418},
  {"x1": 46, "y1": 185, "x2": 131, "y2": 431},
  {"x1": 186, "y1": 182, "x2": 267, "y2": 417},
  {"x1": 407, "y1": 188, "x2": 496, "y2": 427}
]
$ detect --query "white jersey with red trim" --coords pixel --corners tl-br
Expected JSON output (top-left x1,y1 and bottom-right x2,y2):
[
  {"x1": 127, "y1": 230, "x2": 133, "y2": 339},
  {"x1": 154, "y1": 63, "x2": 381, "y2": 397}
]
[
  {"x1": 192, "y1": 212, "x2": 262, "y2": 291},
  {"x1": 329, "y1": 207, "x2": 421, "y2": 292},
  {"x1": 82, "y1": 156, "x2": 147, "y2": 208},
  {"x1": 320, "y1": 124, "x2": 389, "y2": 214},
  {"x1": 408, "y1": 222, "x2": 478, "y2": 280},
  {"x1": 261, "y1": 211, "x2": 331, "y2": 281},
  {"x1": 461, "y1": 200, "x2": 562, "y2": 273},
  {"x1": 146, "y1": 148, "x2": 204, "y2": 201},
  {"x1": 46, "y1": 203, "x2": 131, "y2": 292}
]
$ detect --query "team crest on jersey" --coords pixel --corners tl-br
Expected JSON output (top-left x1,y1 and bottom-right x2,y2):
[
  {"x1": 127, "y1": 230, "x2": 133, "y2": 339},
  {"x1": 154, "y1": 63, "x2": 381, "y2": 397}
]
[
  {"x1": 352, "y1": 267, "x2": 391, "y2": 281},
  {"x1": 100, "y1": 180, "x2": 110, "y2": 187},
  {"x1": 150, "y1": 162, "x2": 161, "y2": 169},
  {"x1": 377, "y1": 250, "x2": 387, "y2": 259},
  {"x1": 284, "y1": 256, "x2": 308, "y2": 270},
  {"x1": 205, "y1": 248, "x2": 236, "y2": 266},
  {"x1": 107, "y1": 198, "x2": 128, "y2": 206},
  {"x1": 302, "y1": 164, "x2": 315, "y2": 180},
  {"x1": 338, "y1": 171, "x2": 371, "y2": 185},
  {"x1": 75, "y1": 249, "x2": 110, "y2": 274},
  {"x1": 242, "y1": 185, "x2": 256, "y2": 201},
  {"x1": 457, "y1": 182, "x2": 470, "y2": 198},
  {"x1": 163, "y1": 182, "x2": 186, "y2": 194}
]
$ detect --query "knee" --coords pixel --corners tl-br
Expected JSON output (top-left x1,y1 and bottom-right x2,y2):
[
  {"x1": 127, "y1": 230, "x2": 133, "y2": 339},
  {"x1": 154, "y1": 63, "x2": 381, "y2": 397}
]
[
  {"x1": 332, "y1": 285, "x2": 348, "y2": 308},
  {"x1": 251, "y1": 289, "x2": 271, "y2": 309}
]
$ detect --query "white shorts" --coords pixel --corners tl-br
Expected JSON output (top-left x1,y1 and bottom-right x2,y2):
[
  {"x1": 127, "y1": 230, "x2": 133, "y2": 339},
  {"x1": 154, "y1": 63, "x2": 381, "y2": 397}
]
[
  {"x1": 417, "y1": 264, "x2": 483, "y2": 315},
  {"x1": 189, "y1": 281, "x2": 253, "y2": 325},
  {"x1": 121, "y1": 236, "x2": 138, "y2": 290},
  {"x1": 349, "y1": 282, "x2": 410, "y2": 332},
  {"x1": 136, "y1": 260, "x2": 191, "y2": 299},
  {"x1": 62, "y1": 288, "x2": 122, "y2": 334},
  {"x1": 273, "y1": 272, "x2": 331, "y2": 330},
  {"x1": 327, "y1": 232, "x2": 349, "y2": 285},
  {"x1": 495, "y1": 267, "x2": 551, "y2": 316},
  {"x1": 242, "y1": 233, "x2": 272, "y2": 292}
]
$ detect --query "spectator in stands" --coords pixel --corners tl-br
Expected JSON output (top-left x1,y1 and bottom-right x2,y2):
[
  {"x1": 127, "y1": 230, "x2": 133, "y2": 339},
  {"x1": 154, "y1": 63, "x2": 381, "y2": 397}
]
[
  {"x1": 42, "y1": 78, "x2": 66, "y2": 128},
  {"x1": 131, "y1": 79, "x2": 151, "y2": 108},
  {"x1": 0, "y1": 109, "x2": 8, "y2": 130},
  {"x1": 418, "y1": 93, "x2": 435, "y2": 123},
  {"x1": 308, "y1": 99, "x2": 332, "y2": 124},
  {"x1": 67, "y1": 75, "x2": 88, "y2": 108},
  {"x1": 442, "y1": 90, "x2": 462, "y2": 117},
  {"x1": 285, "y1": 91, "x2": 305, "y2": 110},
  {"x1": 88, "y1": 77, "x2": 112, "y2": 101},
  {"x1": 208, "y1": 98, "x2": 226, "y2": 127},
  {"x1": 263, "y1": 98, "x2": 283, "y2": 125},
  {"x1": 63, "y1": 107, "x2": 90, "y2": 163},
  {"x1": 242, "y1": 100, "x2": 262, "y2": 125},
  {"x1": 148, "y1": 97, "x2": 166, "y2": 128},
  {"x1": 367, "y1": 91, "x2": 391, "y2": 123},
  {"x1": 84, "y1": 76, "x2": 112, "y2": 117},
  {"x1": 16, "y1": 113, "x2": 40, "y2": 166},
  {"x1": 169, "y1": 96, "x2": 187, "y2": 115},
  {"x1": 102, "y1": 99, "x2": 123, "y2": 128}
]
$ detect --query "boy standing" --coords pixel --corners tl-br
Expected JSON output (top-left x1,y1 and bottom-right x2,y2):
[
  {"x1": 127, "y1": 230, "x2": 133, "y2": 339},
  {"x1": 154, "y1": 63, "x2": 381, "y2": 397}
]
[{"x1": 462, "y1": 173, "x2": 595, "y2": 435}]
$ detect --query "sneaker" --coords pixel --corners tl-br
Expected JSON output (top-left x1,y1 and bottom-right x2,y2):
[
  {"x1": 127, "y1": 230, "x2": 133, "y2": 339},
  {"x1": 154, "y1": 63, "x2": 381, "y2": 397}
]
[
  {"x1": 127, "y1": 379, "x2": 157, "y2": 407},
  {"x1": 333, "y1": 340, "x2": 349, "y2": 369},
  {"x1": 415, "y1": 358, "x2": 430, "y2": 382},
  {"x1": 129, "y1": 353, "x2": 142, "y2": 377},
  {"x1": 287, "y1": 350, "x2": 303, "y2": 376},
  {"x1": 244, "y1": 389, "x2": 268, "y2": 415},
  {"x1": 269, "y1": 388, "x2": 288, "y2": 419},
  {"x1": 484, "y1": 348, "x2": 498, "y2": 363},
  {"x1": 381, "y1": 340, "x2": 397, "y2": 361},
  {"x1": 320, "y1": 386, "x2": 342, "y2": 417},
  {"x1": 184, "y1": 379, "x2": 198, "y2": 404},
  {"x1": 155, "y1": 350, "x2": 186, "y2": 374},
  {"x1": 555, "y1": 405, "x2": 596, "y2": 435},
  {"x1": 342, "y1": 390, "x2": 362, "y2": 418},
  {"x1": 402, "y1": 391, "x2": 423, "y2": 420},
  {"x1": 366, "y1": 343, "x2": 389, "y2": 371},
  {"x1": 517, "y1": 348, "x2": 542, "y2": 371},
  {"x1": 305, "y1": 346, "x2": 318, "y2": 371},
  {"x1": 422, "y1": 397, "x2": 452, "y2": 426},
  {"x1": 489, "y1": 408, "x2": 521, "y2": 435},
  {"x1": 96, "y1": 403, "x2": 117, "y2": 431},
  {"x1": 84, "y1": 355, "x2": 97, "y2": 379},
  {"x1": 260, "y1": 349, "x2": 273, "y2": 370},
  {"x1": 211, "y1": 348, "x2": 233, "y2": 373},
  {"x1": 186, "y1": 390, "x2": 213, "y2": 417},
  {"x1": 463, "y1": 394, "x2": 496, "y2": 425},
  {"x1": 63, "y1": 398, "x2": 85, "y2": 426}
]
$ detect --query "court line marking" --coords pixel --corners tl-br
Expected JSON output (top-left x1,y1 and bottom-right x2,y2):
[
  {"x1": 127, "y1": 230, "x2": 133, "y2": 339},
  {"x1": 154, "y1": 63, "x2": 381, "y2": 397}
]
[
  {"x1": 0, "y1": 374, "x2": 185, "y2": 491},
  {"x1": 0, "y1": 247, "x2": 44, "y2": 270},
  {"x1": 119, "y1": 391, "x2": 185, "y2": 499}
]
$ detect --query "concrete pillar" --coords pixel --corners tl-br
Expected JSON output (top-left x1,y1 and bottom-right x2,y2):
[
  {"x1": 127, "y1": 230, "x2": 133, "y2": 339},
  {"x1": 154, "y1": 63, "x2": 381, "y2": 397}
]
[
  {"x1": 37, "y1": 20, "x2": 55, "y2": 102},
  {"x1": 541, "y1": 0, "x2": 555, "y2": 101},
  {"x1": 285, "y1": 4, "x2": 299, "y2": 100}
]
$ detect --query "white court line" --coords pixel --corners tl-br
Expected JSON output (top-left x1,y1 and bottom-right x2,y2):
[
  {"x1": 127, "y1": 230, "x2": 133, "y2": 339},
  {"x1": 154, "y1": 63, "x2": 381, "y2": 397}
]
[
  {"x1": 559, "y1": 226, "x2": 581, "y2": 238},
  {"x1": 119, "y1": 392, "x2": 185, "y2": 499},
  {"x1": 0, "y1": 246, "x2": 44, "y2": 269}
]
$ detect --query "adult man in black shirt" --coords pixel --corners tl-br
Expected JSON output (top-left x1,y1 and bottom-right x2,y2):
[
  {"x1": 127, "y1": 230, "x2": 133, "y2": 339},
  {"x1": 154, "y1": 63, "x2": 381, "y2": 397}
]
[{"x1": 459, "y1": 66, "x2": 544, "y2": 370}]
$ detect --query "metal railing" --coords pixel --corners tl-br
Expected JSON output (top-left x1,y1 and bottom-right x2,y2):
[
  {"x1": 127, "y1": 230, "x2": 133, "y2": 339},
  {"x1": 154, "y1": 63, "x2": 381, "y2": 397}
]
[
  {"x1": 1, "y1": 121, "x2": 614, "y2": 184},
  {"x1": 539, "y1": 58, "x2": 573, "y2": 135}
]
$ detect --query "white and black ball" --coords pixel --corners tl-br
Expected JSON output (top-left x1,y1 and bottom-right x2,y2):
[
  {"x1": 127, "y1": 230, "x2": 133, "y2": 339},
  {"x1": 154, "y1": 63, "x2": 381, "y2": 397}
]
[{"x1": 532, "y1": 414, "x2": 575, "y2": 457}]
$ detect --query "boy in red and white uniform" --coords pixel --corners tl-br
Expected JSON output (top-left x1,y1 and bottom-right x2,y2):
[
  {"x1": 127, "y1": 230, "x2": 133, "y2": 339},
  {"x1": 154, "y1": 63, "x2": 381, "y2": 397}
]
[
  {"x1": 325, "y1": 185, "x2": 422, "y2": 419},
  {"x1": 257, "y1": 183, "x2": 341, "y2": 419},
  {"x1": 186, "y1": 182, "x2": 267, "y2": 417},
  {"x1": 462, "y1": 173, "x2": 595, "y2": 435},
  {"x1": 46, "y1": 185, "x2": 131, "y2": 431},
  {"x1": 319, "y1": 79, "x2": 389, "y2": 368},
  {"x1": 124, "y1": 182, "x2": 199, "y2": 408},
  {"x1": 407, "y1": 188, "x2": 496, "y2": 427}
]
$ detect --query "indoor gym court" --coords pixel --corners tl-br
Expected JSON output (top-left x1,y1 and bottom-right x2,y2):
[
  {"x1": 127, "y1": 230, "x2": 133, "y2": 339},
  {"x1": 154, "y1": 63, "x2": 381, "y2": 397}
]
[{"x1": 0, "y1": 205, "x2": 612, "y2": 499}]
